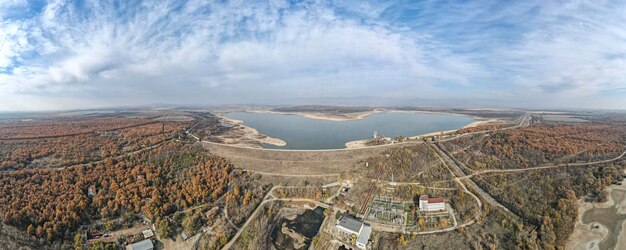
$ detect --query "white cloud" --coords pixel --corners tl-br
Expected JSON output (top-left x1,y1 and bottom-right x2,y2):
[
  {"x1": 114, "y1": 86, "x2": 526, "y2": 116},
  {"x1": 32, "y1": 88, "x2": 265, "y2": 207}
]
[
  {"x1": 0, "y1": 0, "x2": 26, "y2": 13},
  {"x1": 499, "y1": 1, "x2": 626, "y2": 98},
  {"x1": 0, "y1": 20, "x2": 30, "y2": 68},
  {"x1": 1, "y1": 0, "x2": 626, "y2": 111},
  {"x1": 0, "y1": 0, "x2": 483, "y2": 111}
]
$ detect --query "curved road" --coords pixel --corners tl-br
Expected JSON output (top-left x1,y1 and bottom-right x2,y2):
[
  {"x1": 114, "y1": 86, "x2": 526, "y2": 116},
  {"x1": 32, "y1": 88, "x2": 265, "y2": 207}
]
[
  {"x1": 458, "y1": 150, "x2": 626, "y2": 181},
  {"x1": 220, "y1": 185, "x2": 337, "y2": 250}
]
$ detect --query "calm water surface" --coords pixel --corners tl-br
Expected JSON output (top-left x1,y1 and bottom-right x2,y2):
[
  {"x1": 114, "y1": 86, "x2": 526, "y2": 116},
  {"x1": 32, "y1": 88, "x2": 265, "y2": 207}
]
[{"x1": 225, "y1": 111, "x2": 474, "y2": 149}]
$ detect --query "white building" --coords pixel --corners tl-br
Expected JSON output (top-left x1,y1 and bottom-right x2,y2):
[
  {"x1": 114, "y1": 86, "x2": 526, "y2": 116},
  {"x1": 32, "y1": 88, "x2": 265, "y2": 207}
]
[
  {"x1": 336, "y1": 214, "x2": 362, "y2": 236},
  {"x1": 142, "y1": 229, "x2": 154, "y2": 239},
  {"x1": 419, "y1": 195, "x2": 445, "y2": 212},
  {"x1": 356, "y1": 223, "x2": 372, "y2": 249},
  {"x1": 126, "y1": 239, "x2": 153, "y2": 250},
  {"x1": 336, "y1": 214, "x2": 372, "y2": 249}
]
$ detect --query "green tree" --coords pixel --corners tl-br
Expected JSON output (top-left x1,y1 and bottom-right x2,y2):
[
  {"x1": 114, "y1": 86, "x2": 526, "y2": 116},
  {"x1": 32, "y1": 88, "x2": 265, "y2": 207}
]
[
  {"x1": 182, "y1": 211, "x2": 203, "y2": 235},
  {"x1": 157, "y1": 218, "x2": 174, "y2": 239},
  {"x1": 104, "y1": 220, "x2": 116, "y2": 232},
  {"x1": 74, "y1": 231, "x2": 84, "y2": 250},
  {"x1": 539, "y1": 216, "x2": 556, "y2": 250}
]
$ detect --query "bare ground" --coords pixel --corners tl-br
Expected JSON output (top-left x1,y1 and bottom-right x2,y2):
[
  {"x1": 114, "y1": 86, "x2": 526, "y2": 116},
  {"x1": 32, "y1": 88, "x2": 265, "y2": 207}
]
[
  {"x1": 202, "y1": 142, "x2": 405, "y2": 175},
  {"x1": 567, "y1": 180, "x2": 626, "y2": 250}
]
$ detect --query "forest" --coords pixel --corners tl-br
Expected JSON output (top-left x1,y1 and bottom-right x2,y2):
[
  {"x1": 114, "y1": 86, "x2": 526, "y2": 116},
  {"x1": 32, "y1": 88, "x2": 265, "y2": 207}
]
[
  {"x1": 0, "y1": 112, "x2": 270, "y2": 249},
  {"x1": 0, "y1": 141, "x2": 233, "y2": 242},
  {"x1": 472, "y1": 161, "x2": 624, "y2": 248},
  {"x1": 439, "y1": 123, "x2": 626, "y2": 249},
  {"x1": 442, "y1": 124, "x2": 626, "y2": 170},
  {"x1": 0, "y1": 117, "x2": 188, "y2": 171},
  {"x1": 0, "y1": 117, "x2": 150, "y2": 139},
  {"x1": 364, "y1": 144, "x2": 445, "y2": 182},
  {"x1": 158, "y1": 170, "x2": 268, "y2": 250}
]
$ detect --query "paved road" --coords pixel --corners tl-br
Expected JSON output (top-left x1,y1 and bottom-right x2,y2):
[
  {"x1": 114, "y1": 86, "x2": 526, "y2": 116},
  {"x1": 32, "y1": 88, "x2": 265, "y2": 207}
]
[
  {"x1": 217, "y1": 112, "x2": 540, "y2": 245},
  {"x1": 429, "y1": 142, "x2": 512, "y2": 214},
  {"x1": 373, "y1": 180, "x2": 459, "y2": 190},
  {"x1": 220, "y1": 185, "x2": 340, "y2": 250},
  {"x1": 367, "y1": 203, "x2": 467, "y2": 235},
  {"x1": 239, "y1": 169, "x2": 340, "y2": 177},
  {"x1": 194, "y1": 113, "x2": 532, "y2": 154},
  {"x1": 201, "y1": 138, "x2": 422, "y2": 152},
  {"x1": 461, "y1": 150, "x2": 626, "y2": 179},
  {"x1": 218, "y1": 113, "x2": 539, "y2": 247},
  {"x1": 438, "y1": 112, "x2": 530, "y2": 142},
  {"x1": 431, "y1": 143, "x2": 626, "y2": 217},
  {"x1": 376, "y1": 143, "x2": 485, "y2": 235}
]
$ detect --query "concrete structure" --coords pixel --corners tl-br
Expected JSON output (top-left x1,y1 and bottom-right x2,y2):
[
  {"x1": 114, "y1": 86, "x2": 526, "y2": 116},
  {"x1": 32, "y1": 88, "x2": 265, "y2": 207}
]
[
  {"x1": 336, "y1": 214, "x2": 362, "y2": 236},
  {"x1": 336, "y1": 214, "x2": 371, "y2": 249},
  {"x1": 356, "y1": 224, "x2": 372, "y2": 249},
  {"x1": 141, "y1": 229, "x2": 154, "y2": 239},
  {"x1": 126, "y1": 239, "x2": 153, "y2": 250},
  {"x1": 419, "y1": 195, "x2": 445, "y2": 212}
]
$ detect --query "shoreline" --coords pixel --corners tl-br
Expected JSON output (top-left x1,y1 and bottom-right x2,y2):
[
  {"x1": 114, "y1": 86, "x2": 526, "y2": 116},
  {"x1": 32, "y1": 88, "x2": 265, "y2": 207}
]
[
  {"x1": 249, "y1": 108, "x2": 485, "y2": 122},
  {"x1": 247, "y1": 109, "x2": 384, "y2": 121},
  {"x1": 344, "y1": 114, "x2": 499, "y2": 149},
  {"x1": 460, "y1": 118, "x2": 502, "y2": 129},
  {"x1": 566, "y1": 179, "x2": 626, "y2": 250},
  {"x1": 216, "y1": 115, "x2": 287, "y2": 148},
  {"x1": 217, "y1": 109, "x2": 504, "y2": 150}
]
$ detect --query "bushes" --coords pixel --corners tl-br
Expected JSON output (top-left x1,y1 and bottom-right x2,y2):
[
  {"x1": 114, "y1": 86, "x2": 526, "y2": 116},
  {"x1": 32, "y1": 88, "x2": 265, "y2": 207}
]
[
  {"x1": 156, "y1": 218, "x2": 174, "y2": 239},
  {"x1": 181, "y1": 211, "x2": 203, "y2": 235},
  {"x1": 365, "y1": 144, "x2": 442, "y2": 182}
]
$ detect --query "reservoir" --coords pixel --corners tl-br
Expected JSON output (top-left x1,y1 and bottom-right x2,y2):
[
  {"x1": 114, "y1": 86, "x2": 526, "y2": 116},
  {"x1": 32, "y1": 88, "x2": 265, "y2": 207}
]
[{"x1": 225, "y1": 111, "x2": 474, "y2": 150}]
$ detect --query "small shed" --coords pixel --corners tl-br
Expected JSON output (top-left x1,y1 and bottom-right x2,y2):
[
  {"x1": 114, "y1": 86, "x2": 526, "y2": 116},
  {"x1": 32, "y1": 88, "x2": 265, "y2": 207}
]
[{"x1": 142, "y1": 229, "x2": 154, "y2": 239}]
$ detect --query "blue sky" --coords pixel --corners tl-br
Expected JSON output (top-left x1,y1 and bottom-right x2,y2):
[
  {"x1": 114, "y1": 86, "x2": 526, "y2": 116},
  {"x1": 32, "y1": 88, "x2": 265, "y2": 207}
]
[{"x1": 1, "y1": 0, "x2": 625, "y2": 111}]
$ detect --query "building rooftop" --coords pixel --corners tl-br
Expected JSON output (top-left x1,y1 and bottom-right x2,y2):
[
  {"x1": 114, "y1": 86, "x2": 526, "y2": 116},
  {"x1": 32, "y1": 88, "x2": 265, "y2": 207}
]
[
  {"x1": 127, "y1": 239, "x2": 153, "y2": 250},
  {"x1": 356, "y1": 224, "x2": 372, "y2": 246},
  {"x1": 142, "y1": 229, "x2": 154, "y2": 239},
  {"x1": 428, "y1": 197, "x2": 444, "y2": 203},
  {"x1": 337, "y1": 214, "x2": 363, "y2": 234},
  {"x1": 420, "y1": 195, "x2": 444, "y2": 203}
]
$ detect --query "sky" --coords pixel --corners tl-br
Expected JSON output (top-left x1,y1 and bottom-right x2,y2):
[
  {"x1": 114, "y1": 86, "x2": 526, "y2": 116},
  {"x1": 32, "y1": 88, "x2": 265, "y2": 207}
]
[{"x1": 1, "y1": 0, "x2": 625, "y2": 111}]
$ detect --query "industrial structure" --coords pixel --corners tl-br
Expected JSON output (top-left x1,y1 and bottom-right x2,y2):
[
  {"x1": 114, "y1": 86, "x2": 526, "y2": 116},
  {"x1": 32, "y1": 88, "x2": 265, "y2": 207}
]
[
  {"x1": 419, "y1": 195, "x2": 445, "y2": 212},
  {"x1": 336, "y1": 214, "x2": 372, "y2": 249}
]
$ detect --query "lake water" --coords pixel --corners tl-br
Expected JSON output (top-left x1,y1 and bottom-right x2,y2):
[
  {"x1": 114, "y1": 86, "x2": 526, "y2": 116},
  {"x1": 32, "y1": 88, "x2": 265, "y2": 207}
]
[
  {"x1": 225, "y1": 111, "x2": 474, "y2": 149},
  {"x1": 0, "y1": 112, "x2": 37, "y2": 120}
]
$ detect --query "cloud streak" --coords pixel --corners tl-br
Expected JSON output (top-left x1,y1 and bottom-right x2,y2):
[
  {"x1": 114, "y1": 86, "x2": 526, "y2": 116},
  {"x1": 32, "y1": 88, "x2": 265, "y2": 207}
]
[{"x1": 0, "y1": 0, "x2": 625, "y2": 111}]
